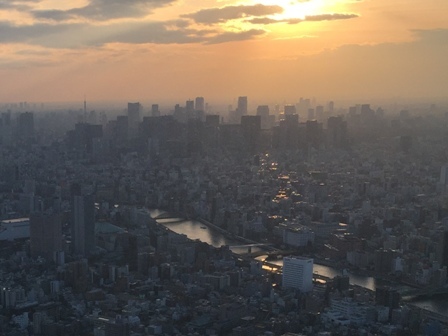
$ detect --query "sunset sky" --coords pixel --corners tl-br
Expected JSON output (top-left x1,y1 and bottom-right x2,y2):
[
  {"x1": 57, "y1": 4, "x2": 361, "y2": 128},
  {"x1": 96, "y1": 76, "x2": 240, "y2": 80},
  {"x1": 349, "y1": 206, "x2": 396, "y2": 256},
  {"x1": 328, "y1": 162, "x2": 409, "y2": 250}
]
[{"x1": 0, "y1": 0, "x2": 447, "y2": 106}]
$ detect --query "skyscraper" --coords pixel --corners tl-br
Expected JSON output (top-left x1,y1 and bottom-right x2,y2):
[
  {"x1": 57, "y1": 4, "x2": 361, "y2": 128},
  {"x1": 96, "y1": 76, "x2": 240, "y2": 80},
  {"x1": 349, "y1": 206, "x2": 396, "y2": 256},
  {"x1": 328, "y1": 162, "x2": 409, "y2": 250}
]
[
  {"x1": 195, "y1": 97, "x2": 205, "y2": 112},
  {"x1": 282, "y1": 256, "x2": 313, "y2": 292},
  {"x1": 237, "y1": 96, "x2": 248, "y2": 116},
  {"x1": 151, "y1": 104, "x2": 160, "y2": 117},
  {"x1": 127, "y1": 102, "x2": 141, "y2": 137},
  {"x1": 256, "y1": 105, "x2": 270, "y2": 129},
  {"x1": 30, "y1": 212, "x2": 63, "y2": 260},
  {"x1": 241, "y1": 115, "x2": 261, "y2": 151},
  {"x1": 71, "y1": 185, "x2": 95, "y2": 257},
  {"x1": 284, "y1": 104, "x2": 297, "y2": 115}
]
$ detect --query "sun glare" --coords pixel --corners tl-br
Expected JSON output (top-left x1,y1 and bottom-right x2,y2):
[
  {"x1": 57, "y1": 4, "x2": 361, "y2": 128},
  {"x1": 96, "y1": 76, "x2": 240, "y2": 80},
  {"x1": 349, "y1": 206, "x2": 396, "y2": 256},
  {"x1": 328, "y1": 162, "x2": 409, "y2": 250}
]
[{"x1": 256, "y1": 0, "x2": 326, "y2": 20}]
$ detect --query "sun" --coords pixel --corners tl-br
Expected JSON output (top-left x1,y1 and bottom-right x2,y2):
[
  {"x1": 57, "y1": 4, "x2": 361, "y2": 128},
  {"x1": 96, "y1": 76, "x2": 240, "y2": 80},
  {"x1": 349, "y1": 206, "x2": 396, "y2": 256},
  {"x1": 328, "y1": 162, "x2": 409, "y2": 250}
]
[{"x1": 255, "y1": 0, "x2": 326, "y2": 20}]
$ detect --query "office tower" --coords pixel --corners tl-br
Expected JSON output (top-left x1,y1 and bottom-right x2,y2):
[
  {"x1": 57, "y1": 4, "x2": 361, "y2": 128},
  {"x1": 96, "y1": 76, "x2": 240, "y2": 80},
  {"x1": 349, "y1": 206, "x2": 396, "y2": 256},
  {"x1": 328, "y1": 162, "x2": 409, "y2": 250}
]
[
  {"x1": 279, "y1": 114, "x2": 299, "y2": 149},
  {"x1": 241, "y1": 115, "x2": 261, "y2": 151},
  {"x1": 186, "y1": 100, "x2": 194, "y2": 113},
  {"x1": 306, "y1": 119, "x2": 323, "y2": 148},
  {"x1": 195, "y1": 97, "x2": 205, "y2": 112},
  {"x1": 256, "y1": 105, "x2": 269, "y2": 117},
  {"x1": 284, "y1": 104, "x2": 297, "y2": 115},
  {"x1": 256, "y1": 105, "x2": 270, "y2": 129},
  {"x1": 315, "y1": 105, "x2": 324, "y2": 121},
  {"x1": 328, "y1": 101, "x2": 334, "y2": 114},
  {"x1": 237, "y1": 96, "x2": 248, "y2": 116},
  {"x1": 71, "y1": 185, "x2": 95, "y2": 257},
  {"x1": 127, "y1": 102, "x2": 141, "y2": 136},
  {"x1": 66, "y1": 123, "x2": 103, "y2": 154},
  {"x1": 17, "y1": 112, "x2": 34, "y2": 139},
  {"x1": 151, "y1": 104, "x2": 160, "y2": 117},
  {"x1": 30, "y1": 213, "x2": 63, "y2": 260},
  {"x1": 327, "y1": 116, "x2": 347, "y2": 148},
  {"x1": 282, "y1": 256, "x2": 313, "y2": 292}
]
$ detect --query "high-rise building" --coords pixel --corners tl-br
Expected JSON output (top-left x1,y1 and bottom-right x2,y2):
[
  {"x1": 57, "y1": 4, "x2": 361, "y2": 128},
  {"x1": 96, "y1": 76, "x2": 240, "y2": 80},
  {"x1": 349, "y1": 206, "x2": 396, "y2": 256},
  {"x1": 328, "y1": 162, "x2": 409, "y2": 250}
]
[
  {"x1": 256, "y1": 105, "x2": 270, "y2": 129},
  {"x1": 282, "y1": 256, "x2": 313, "y2": 292},
  {"x1": 327, "y1": 116, "x2": 347, "y2": 148},
  {"x1": 71, "y1": 185, "x2": 95, "y2": 257},
  {"x1": 30, "y1": 213, "x2": 63, "y2": 260},
  {"x1": 284, "y1": 104, "x2": 297, "y2": 115},
  {"x1": 195, "y1": 97, "x2": 205, "y2": 112},
  {"x1": 186, "y1": 100, "x2": 194, "y2": 113},
  {"x1": 237, "y1": 96, "x2": 248, "y2": 116},
  {"x1": 127, "y1": 102, "x2": 141, "y2": 136},
  {"x1": 241, "y1": 115, "x2": 261, "y2": 151},
  {"x1": 151, "y1": 104, "x2": 160, "y2": 117},
  {"x1": 306, "y1": 120, "x2": 323, "y2": 148}
]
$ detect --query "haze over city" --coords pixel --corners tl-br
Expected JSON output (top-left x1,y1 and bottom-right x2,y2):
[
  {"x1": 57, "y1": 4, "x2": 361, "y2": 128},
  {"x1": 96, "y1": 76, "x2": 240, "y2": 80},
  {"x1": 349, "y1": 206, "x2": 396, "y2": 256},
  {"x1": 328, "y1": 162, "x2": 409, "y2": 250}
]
[
  {"x1": 0, "y1": 0, "x2": 447, "y2": 104},
  {"x1": 3, "y1": 1, "x2": 448, "y2": 336}
]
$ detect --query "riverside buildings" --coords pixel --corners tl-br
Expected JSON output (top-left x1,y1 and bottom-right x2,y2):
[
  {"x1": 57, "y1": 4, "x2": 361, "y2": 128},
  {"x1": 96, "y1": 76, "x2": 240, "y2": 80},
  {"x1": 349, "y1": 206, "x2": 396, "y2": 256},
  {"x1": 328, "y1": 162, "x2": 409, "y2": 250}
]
[{"x1": 282, "y1": 256, "x2": 314, "y2": 292}]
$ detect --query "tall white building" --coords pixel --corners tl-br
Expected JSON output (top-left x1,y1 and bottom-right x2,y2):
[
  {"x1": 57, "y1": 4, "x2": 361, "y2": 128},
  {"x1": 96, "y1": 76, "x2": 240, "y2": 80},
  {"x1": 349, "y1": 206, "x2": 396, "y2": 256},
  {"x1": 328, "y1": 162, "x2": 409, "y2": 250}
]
[{"x1": 282, "y1": 256, "x2": 313, "y2": 292}]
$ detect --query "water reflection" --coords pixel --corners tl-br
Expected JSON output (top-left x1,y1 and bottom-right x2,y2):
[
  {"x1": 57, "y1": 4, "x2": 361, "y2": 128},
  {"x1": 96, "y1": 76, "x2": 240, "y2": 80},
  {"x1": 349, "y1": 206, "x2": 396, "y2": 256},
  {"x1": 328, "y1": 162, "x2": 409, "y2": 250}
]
[
  {"x1": 151, "y1": 209, "x2": 448, "y2": 316},
  {"x1": 152, "y1": 210, "x2": 376, "y2": 290}
]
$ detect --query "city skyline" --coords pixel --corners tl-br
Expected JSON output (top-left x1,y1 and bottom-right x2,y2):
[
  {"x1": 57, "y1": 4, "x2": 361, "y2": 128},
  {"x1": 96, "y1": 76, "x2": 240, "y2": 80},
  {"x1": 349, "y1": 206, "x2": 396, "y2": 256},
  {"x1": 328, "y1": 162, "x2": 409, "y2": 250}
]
[{"x1": 0, "y1": 0, "x2": 447, "y2": 104}]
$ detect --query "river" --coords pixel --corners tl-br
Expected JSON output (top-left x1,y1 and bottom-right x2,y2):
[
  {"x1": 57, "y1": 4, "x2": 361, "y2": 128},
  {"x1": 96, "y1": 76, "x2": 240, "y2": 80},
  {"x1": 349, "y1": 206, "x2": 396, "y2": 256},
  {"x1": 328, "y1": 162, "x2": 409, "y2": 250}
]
[
  {"x1": 150, "y1": 209, "x2": 376, "y2": 290},
  {"x1": 150, "y1": 209, "x2": 448, "y2": 316}
]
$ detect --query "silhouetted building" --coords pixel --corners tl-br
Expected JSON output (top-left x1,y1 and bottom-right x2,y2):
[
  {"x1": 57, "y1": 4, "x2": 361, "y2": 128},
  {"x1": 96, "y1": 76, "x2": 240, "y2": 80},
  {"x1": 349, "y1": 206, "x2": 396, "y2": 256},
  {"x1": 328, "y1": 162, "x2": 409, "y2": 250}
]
[
  {"x1": 256, "y1": 105, "x2": 270, "y2": 129},
  {"x1": 306, "y1": 120, "x2": 323, "y2": 148},
  {"x1": 327, "y1": 116, "x2": 347, "y2": 148},
  {"x1": 273, "y1": 114, "x2": 299, "y2": 149},
  {"x1": 195, "y1": 97, "x2": 205, "y2": 112},
  {"x1": 71, "y1": 186, "x2": 95, "y2": 257},
  {"x1": 241, "y1": 115, "x2": 261, "y2": 152},
  {"x1": 30, "y1": 212, "x2": 63, "y2": 260},
  {"x1": 67, "y1": 123, "x2": 103, "y2": 154},
  {"x1": 284, "y1": 104, "x2": 297, "y2": 115},
  {"x1": 151, "y1": 104, "x2": 160, "y2": 117},
  {"x1": 127, "y1": 102, "x2": 141, "y2": 137},
  {"x1": 237, "y1": 96, "x2": 248, "y2": 119}
]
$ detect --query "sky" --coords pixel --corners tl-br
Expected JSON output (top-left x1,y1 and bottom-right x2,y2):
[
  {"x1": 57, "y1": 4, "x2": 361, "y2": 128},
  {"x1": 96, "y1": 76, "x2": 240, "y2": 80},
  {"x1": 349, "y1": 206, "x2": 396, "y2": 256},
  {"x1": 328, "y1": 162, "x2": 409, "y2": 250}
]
[{"x1": 0, "y1": 0, "x2": 447, "y2": 106}]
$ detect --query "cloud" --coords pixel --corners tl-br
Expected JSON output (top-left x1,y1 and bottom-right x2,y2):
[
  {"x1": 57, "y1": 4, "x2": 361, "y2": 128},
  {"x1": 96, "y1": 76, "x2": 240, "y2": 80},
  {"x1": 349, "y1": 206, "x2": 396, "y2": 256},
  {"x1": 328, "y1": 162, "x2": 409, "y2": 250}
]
[
  {"x1": 205, "y1": 29, "x2": 266, "y2": 44},
  {"x1": 247, "y1": 13, "x2": 359, "y2": 25},
  {"x1": 0, "y1": 20, "x2": 263, "y2": 48},
  {"x1": 0, "y1": 0, "x2": 36, "y2": 11},
  {"x1": 182, "y1": 4, "x2": 283, "y2": 25},
  {"x1": 32, "y1": 0, "x2": 175, "y2": 21},
  {"x1": 301, "y1": 13, "x2": 359, "y2": 22}
]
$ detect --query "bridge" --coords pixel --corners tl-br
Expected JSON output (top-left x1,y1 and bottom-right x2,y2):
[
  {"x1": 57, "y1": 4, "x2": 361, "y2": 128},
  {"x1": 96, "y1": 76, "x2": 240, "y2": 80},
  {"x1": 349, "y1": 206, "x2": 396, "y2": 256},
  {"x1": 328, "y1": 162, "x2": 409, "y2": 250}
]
[
  {"x1": 241, "y1": 249, "x2": 299, "y2": 259},
  {"x1": 229, "y1": 243, "x2": 274, "y2": 254}
]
